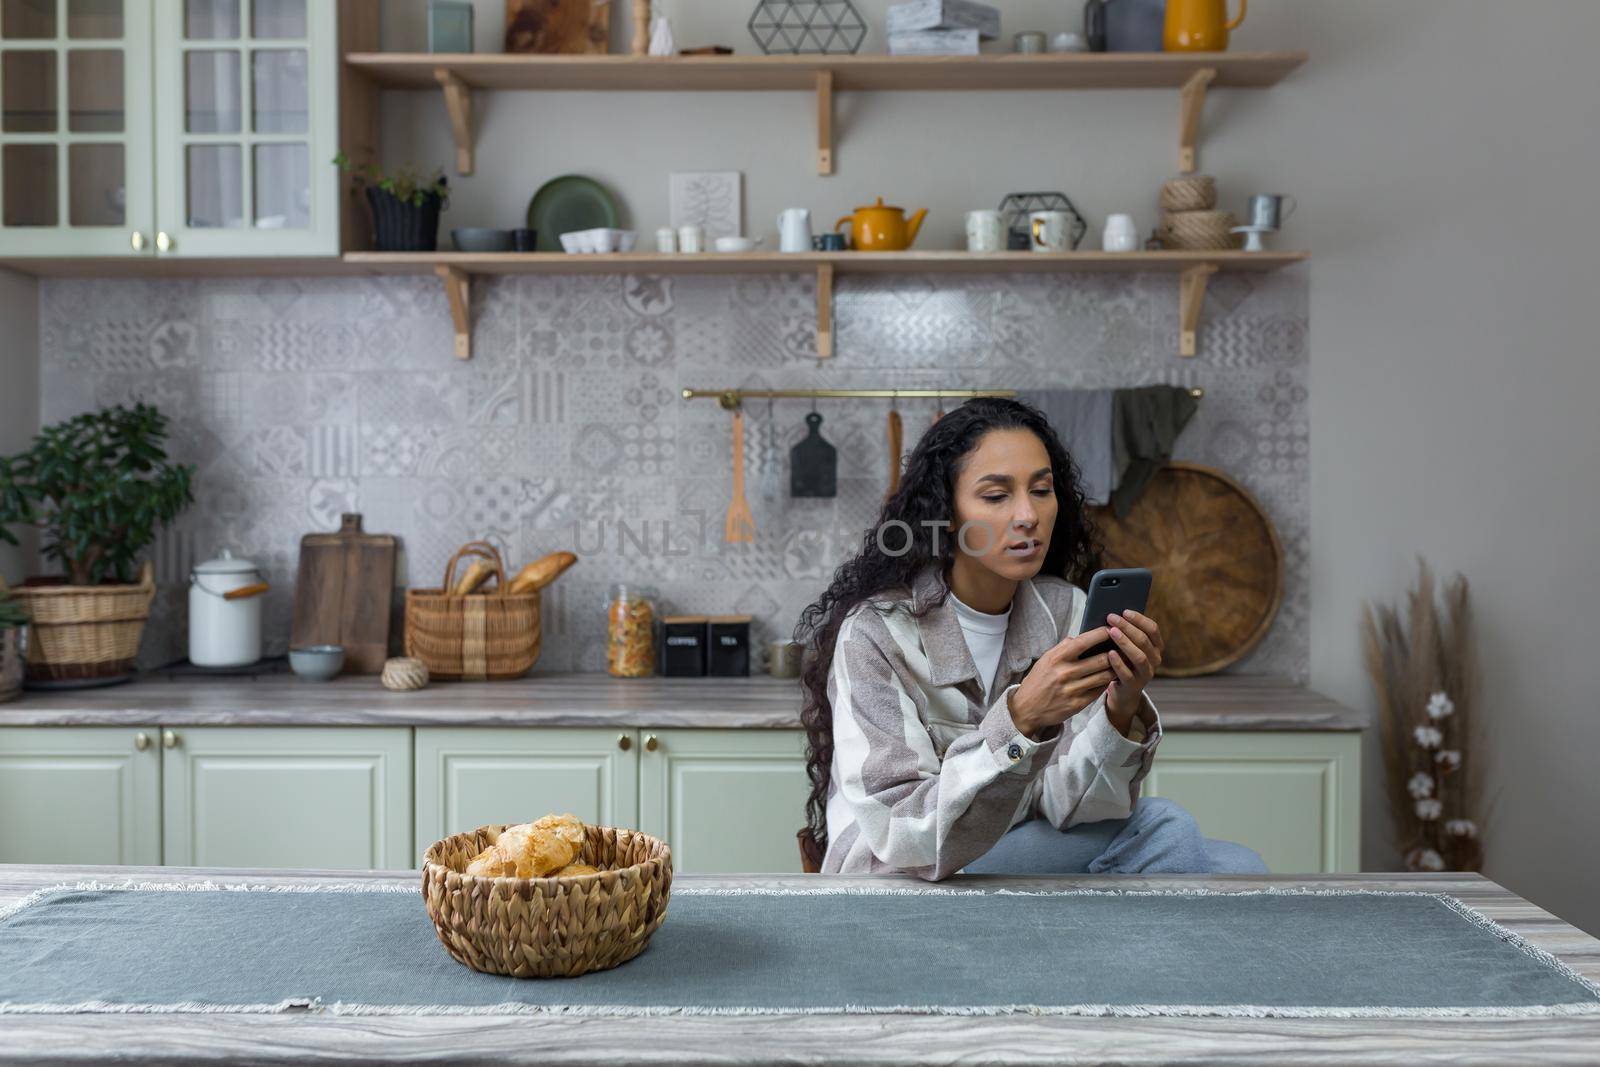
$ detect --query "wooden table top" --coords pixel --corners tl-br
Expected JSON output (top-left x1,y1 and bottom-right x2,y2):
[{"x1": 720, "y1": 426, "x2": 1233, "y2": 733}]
[{"x1": 1, "y1": 865, "x2": 1595, "y2": 1066}]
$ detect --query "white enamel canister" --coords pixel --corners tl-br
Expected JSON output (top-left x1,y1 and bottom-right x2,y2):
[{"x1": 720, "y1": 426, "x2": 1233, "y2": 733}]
[{"x1": 188, "y1": 549, "x2": 269, "y2": 667}]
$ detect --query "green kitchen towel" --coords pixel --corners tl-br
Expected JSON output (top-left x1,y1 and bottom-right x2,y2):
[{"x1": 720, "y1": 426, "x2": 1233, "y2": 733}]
[
  {"x1": 1111, "y1": 385, "x2": 1200, "y2": 518},
  {"x1": 1, "y1": 883, "x2": 1598, "y2": 1018}
]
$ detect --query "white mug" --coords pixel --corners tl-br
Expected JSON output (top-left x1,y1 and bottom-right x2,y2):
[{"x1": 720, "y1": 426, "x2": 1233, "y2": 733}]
[
  {"x1": 778, "y1": 208, "x2": 812, "y2": 253},
  {"x1": 677, "y1": 224, "x2": 705, "y2": 254},
  {"x1": 1102, "y1": 213, "x2": 1139, "y2": 252},
  {"x1": 655, "y1": 226, "x2": 677, "y2": 253},
  {"x1": 965, "y1": 209, "x2": 1005, "y2": 252},
  {"x1": 1029, "y1": 210, "x2": 1071, "y2": 253}
]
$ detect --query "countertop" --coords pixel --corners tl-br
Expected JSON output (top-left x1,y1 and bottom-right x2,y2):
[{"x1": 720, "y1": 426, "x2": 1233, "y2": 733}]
[
  {"x1": 0, "y1": 672, "x2": 1367, "y2": 730},
  {"x1": 0, "y1": 864, "x2": 1593, "y2": 1066}
]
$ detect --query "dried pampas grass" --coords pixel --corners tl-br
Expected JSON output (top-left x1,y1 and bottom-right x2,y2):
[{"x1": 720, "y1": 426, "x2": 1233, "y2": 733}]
[{"x1": 1360, "y1": 556, "x2": 1486, "y2": 872}]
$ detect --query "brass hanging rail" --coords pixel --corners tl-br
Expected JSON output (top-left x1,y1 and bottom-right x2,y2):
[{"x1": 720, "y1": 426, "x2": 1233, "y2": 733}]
[{"x1": 681, "y1": 386, "x2": 1204, "y2": 411}]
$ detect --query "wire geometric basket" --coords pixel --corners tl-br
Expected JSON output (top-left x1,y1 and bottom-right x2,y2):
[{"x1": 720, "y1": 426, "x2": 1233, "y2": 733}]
[
  {"x1": 748, "y1": 0, "x2": 867, "y2": 54},
  {"x1": 998, "y1": 192, "x2": 1089, "y2": 250}
]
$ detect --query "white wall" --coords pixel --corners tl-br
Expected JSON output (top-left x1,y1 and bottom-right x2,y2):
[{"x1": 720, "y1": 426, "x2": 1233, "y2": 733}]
[
  {"x1": 375, "y1": 1, "x2": 1600, "y2": 932},
  {"x1": 0, "y1": 269, "x2": 38, "y2": 583}
]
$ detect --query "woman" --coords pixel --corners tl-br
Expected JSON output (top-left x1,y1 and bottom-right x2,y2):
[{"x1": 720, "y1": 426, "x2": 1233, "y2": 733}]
[{"x1": 794, "y1": 398, "x2": 1266, "y2": 880}]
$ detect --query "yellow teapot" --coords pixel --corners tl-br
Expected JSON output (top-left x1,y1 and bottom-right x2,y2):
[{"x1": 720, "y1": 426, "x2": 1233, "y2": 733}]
[
  {"x1": 835, "y1": 197, "x2": 927, "y2": 251},
  {"x1": 1164, "y1": 0, "x2": 1246, "y2": 51}
]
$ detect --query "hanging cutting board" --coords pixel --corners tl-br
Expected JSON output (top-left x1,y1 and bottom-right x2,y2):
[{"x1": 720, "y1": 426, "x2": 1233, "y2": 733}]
[
  {"x1": 1085, "y1": 462, "x2": 1282, "y2": 677},
  {"x1": 505, "y1": 0, "x2": 611, "y2": 53},
  {"x1": 790, "y1": 412, "x2": 837, "y2": 498},
  {"x1": 291, "y1": 513, "x2": 396, "y2": 674}
]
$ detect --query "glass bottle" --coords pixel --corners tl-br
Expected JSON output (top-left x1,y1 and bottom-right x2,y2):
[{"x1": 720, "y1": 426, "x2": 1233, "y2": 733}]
[{"x1": 606, "y1": 583, "x2": 656, "y2": 678}]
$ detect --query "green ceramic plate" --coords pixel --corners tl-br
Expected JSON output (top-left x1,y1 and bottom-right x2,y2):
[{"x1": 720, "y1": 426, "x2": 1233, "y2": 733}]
[{"x1": 526, "y1": 175, "x2": 621, "y2": 252}]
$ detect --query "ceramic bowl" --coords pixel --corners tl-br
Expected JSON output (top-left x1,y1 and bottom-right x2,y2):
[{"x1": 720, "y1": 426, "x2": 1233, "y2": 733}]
[
  {"x1": 452, "y1": 228, "x2": 514, "y2": 253},
  {"x1": 714, "y1": 236, "x2": 760, "y2": 253},
  {"x1": 289, "y1": 644, "x2": 345, "y2": 681}
]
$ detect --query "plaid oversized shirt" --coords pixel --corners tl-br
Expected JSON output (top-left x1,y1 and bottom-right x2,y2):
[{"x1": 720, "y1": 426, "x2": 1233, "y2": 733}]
[{"x1": 821, "y1": 562, "x2": 1163, "y2": 879}]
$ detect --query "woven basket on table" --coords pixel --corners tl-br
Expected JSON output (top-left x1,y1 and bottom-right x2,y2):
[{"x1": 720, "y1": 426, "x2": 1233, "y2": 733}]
[
  {"x1": 422, "y1": 823, "x2": 673, "y2": 978},
  {"x1": 10, "y1": 561, "x2": 155, "y2": 682},
  {"x1": 404, "y1": 542, "x2": 540, "y2": 680}
]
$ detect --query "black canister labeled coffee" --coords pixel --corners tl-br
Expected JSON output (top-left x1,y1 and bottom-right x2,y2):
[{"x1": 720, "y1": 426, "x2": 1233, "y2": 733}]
[
  {"x1": 707, "y1": 614, "x2": 752, "y2": 677},
  {"x1": 662, "y1": 615, "x2": 709, "y2": 676}
]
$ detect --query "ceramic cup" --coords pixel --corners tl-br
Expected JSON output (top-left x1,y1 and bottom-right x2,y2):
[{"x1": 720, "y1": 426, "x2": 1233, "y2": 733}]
[
  {"x1": 1049, "y1": 30, "x2": 1087, "y2": 52},
  {"x1": 678, "y1": 224, "x2": 705, "y2": 254},
  {"x1": 655, "y1": 227, "x2": 677, "y2": 253},
  {"x1": 812, "y1": 233, "x2": 846, "y2": 251},
  {"x1": 1029, "y1": 210, "x2": 1072, "y2": 252},
  {"x1": 1248, "y1": 193, "x2": 1297, "y2": 230},
  {"x1": 965, "y1": 209, "x2": 1005, "y2": 252},
  {"x1": 767, "y1": 640, "x2": 803, "y2": 679},
  {"x1": 1102, "y1": 213, "x2": 1139, "y2": 252},
  {"x1": 1014, "y1": 30, "x2": 1046, "y2": 53},
  {"x1": 512, "y1": 228, "x2": 537, "y2": 252}
]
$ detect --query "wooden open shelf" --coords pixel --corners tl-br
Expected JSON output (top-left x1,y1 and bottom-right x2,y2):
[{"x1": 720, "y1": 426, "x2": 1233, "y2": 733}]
[
  {"x1": 342, "y1": 249, "x2": 1308, "y2": 361},
  {"x1": 344, "y1": 50, "x2": 1306, "y2": 176}
]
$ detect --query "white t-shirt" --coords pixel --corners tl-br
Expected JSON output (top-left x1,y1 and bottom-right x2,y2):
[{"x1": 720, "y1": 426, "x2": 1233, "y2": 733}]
[{"x1": 947, "y1": 589, "x2": 1011, "y2": 704}]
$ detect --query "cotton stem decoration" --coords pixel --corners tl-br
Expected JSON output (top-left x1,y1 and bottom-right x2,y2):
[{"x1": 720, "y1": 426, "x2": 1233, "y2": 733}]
[
  {"x1": 1360, "y1": 556, "x2": 1485, "y2": 872},
  {"x1": 725, "y1": 407, "x2": 755, "y2": 543}
]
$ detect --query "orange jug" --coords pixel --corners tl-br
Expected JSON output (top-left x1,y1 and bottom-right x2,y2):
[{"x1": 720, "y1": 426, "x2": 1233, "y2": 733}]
[{"x1": 1164, "y1": 0, "x2": 1246, "y2": 51}]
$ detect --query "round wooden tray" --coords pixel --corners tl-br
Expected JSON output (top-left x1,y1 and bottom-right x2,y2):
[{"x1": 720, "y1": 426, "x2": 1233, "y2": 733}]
[{"x1": 1086, "y1": 462, "x2": 1283, "y2": 677}]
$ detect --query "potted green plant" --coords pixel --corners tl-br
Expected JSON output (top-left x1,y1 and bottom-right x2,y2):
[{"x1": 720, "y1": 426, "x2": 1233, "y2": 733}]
[
  {"x1": 334, "y1": 152, "x2": 450, "y2": 251},
  {"x1": 0, "y1": 402, "x2": 195, "y2": 685},
  {"x1": 0, "y1": 582, "x2": 26, "y2": 702}
]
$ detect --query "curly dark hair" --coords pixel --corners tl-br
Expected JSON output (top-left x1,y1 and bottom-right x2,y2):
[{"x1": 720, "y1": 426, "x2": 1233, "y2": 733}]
[{"x1": 791, "y1": 397, "x2": 1104, "y2": 869}]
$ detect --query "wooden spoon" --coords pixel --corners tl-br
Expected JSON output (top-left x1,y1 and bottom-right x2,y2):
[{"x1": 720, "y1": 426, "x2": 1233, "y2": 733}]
[{"x1": 725, "y1": 407, "x2": 755, "y2": 543}]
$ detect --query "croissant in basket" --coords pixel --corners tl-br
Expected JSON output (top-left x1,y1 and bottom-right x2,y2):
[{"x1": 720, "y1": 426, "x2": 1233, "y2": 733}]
[{"x1": 464, "y1": 812, "x2": 589, "y2": 878}]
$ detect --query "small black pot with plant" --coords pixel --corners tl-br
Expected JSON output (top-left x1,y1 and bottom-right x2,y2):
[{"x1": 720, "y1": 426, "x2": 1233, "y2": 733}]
[{"x1": 335, "y1": 153, "x2": 450, "y2": 252}]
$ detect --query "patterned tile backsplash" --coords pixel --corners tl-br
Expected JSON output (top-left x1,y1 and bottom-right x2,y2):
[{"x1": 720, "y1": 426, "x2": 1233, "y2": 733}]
[{"x1": 38, "y1": 268, "x2": 1309, "y2": 679}]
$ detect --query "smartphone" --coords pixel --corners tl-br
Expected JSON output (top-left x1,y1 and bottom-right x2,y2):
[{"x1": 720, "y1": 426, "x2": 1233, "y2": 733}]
[{"x1": 1075, "y1": 568, "x2": 1153, "y2": 661}]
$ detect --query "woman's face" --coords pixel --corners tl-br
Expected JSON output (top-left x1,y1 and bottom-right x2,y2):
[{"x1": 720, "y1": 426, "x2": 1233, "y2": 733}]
[{"x1": 950, "y1": 428, "x2": 1059, "y2": 581}]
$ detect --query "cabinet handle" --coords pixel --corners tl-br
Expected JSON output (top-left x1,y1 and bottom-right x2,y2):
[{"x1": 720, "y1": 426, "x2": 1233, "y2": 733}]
[
  {"x1": 644, "y1": 734, "x2": 659, "y2": 752},
  {"x1": 134, "y1": 731, "x2": 150, "y2": 751},
  {"x1": 130, "y1": 231, "x2": 146, "y2": 252},
  {"x1": 617, "y1": 733, "x2": 632, "y2": 751},
  {"x1": 155, "y1": 231, "x2": 173, "y2": 253},
  {"x1": 162, "y1": 729, "x2": 179, "y2": 749}
]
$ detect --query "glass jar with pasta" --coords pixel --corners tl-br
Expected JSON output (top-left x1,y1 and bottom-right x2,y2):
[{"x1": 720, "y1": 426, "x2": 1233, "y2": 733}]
[{"x1": 606, "y1": 583, "x2": 657, "y2": 678}]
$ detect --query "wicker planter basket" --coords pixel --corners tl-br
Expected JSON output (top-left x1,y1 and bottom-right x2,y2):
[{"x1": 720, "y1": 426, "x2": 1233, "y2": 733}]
[
  {"x1": 404, "y1": 542, "x2": 541, "y2": 680},
  {"x1": 1159, "y1": 209, "x2": 1242, "y2": 251},
  {"x1": 422, "y1": 823, "x2": 673, "y2": 978},
  {"x1": 11, "y1": 561, "x2": 155, "y2": 683}
]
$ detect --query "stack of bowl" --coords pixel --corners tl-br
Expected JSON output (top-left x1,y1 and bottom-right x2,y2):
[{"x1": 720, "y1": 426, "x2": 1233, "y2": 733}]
[{"x1": 1158, "y1": 175, "x2": 1239, "y2": 250}]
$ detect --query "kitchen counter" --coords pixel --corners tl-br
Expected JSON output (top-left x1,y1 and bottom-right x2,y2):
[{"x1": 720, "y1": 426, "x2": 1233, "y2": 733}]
[
  {"x1": 0, "y1": 672, "x2": 1366, "y2": 730},
  {"x1": 0, "y1": 863, "x2": 1594, "y2": 1066}
]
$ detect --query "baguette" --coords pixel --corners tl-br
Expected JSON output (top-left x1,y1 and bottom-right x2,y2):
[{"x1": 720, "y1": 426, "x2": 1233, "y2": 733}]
[
  {"x1": 450, "y1": 559, "x2": 495, "y2": 596},
  {"x1": 507, "y1": 551, "x2": 577, "y2": 595}
]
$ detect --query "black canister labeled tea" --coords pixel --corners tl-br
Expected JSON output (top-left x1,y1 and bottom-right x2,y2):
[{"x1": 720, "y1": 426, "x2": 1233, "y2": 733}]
[{"x1": 707, "y1": 614, "x2": 752, "y2": 677}]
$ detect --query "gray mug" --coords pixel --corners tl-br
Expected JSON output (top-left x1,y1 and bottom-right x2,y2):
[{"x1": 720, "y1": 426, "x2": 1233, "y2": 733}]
[{"x1": 1248, "y1": 194, "x2": 1297, "y2": 231}]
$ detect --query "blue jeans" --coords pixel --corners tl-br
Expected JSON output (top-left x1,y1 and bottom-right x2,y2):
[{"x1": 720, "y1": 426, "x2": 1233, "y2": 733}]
[{"x1": 960, "y1": 797, "x2": 1269, "y2": 875}]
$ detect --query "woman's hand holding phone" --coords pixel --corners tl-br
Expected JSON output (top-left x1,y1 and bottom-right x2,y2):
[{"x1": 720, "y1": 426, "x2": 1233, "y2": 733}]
[
  {"x1": 1103, "y1": 609, "x2": 1163, "y2": 731},
  {"x1": 1005, "y1": 627, "x2": 1119, "y2": 742}
]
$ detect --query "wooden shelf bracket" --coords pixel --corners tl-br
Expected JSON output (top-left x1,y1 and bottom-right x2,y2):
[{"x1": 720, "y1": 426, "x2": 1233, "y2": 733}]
[
  {"x1": 1178, "y1": 263, "x2": 1217, "y2": 357},
  {"x1": 435, "y1": 264, "x2": 472, "y2": 359},
  {"x1": 1177, "y1": 67, "x2": 1216, "y2": 174},
  {"x1": 816, "y1": 263, "x2": 834, "y2": 359},
  {"x1": 816, "y1": 70, "x2": 834, "y2": 175},
  {"x1": 435, "y1": 68, "x2": 474, "y2": 175}
]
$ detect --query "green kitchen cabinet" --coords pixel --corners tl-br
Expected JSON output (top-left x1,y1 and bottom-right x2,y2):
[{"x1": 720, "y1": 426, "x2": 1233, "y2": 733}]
[
  {"x1": 414, "y1": 727, "x2": 641, "y2": 861},
  {"x1": 0, "y1": 727, "x2": 161, "y2": 865},
  {"x1": 638, "y1": 728, "x2": 813, "y2": 874},
  {"x1": 0, "y1": 0, "x2": 340, "y2": 258},
  {"x1": 1141, "y1": 731, "x2": 1362, "y2": 874},
  {"x1": 161, "y1": 726, "x2": 411, "y2": 870}
]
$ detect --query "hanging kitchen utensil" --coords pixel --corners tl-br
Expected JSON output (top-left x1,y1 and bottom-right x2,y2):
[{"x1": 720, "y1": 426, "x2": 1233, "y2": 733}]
[
  {"x1": 790, "y1": 409, "x2": 837, "y2": 498},
  {"x1": 886, "y1": 394, "x2": 903, "y2": 499},
  {"x1": 725, "y1": 407, "x2": 756, "y2": 543},
  {"x1": 758, "y1": 397, "x2": 783, "y2": 503}
]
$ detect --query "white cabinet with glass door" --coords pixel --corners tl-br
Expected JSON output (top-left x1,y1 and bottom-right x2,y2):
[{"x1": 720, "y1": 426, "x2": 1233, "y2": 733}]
[
  {"x1": 0, "y1": 0, "x2": 153, "y2": 254},
  {"x1": 0, "y1": 0, "x2": 338, "y2": 259}
]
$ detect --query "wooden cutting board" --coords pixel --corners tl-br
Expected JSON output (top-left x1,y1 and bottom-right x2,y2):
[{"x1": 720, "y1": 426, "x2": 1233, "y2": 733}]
[
  {"x1": 1086, "y1": 462, "x2": 1283, "y2": 677},
  {"x1": 505, "y1": 0, "x2": 611, "y2": 53},
  {"x1": 291, "y1": 514, "x2": 396, "y2": 674}
]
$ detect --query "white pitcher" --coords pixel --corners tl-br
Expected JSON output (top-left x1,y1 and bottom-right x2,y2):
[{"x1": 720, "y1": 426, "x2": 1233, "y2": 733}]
[{"x1": 778, "y1": 208, "x2": 812, "y2": 253}]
